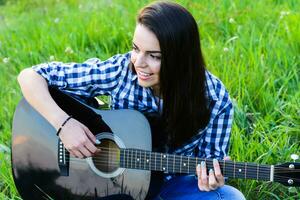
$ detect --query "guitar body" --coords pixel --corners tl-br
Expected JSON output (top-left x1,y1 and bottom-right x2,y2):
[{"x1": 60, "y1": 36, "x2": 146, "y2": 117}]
[
  {"x1": 12, "y1": 88, "x2": 300, "y2": 200},
  {"x1": 11, "y1": 89, "x2": 164, "y2": 200}
]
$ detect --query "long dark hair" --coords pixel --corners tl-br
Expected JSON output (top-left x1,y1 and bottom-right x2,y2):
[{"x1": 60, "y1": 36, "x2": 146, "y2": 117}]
[{"x1": 137, "y1": 1, "x2": 210, "y2": 149}]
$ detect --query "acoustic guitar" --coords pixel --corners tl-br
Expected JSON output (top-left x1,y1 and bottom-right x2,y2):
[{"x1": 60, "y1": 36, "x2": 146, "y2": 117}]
[{"x1": 11, "y1": 88, "x2": 300, "y2": 200}]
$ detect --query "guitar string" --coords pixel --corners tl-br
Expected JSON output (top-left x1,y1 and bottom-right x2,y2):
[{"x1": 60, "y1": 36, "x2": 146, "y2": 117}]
[
  {"x1": 63, "y1": 152, "x2": 297, "y2": 173},
  {"x1": 60, "y1": 159, "x2": 300, "y2": 182},
  {"x1": 67, "y1": 158, "x2": 300, "y2": 179},
  {"x1": 66, "y1": 150, "x2": 273, "y2": 172},
  {"x1": 60, "y1": 147, "x2": 299, "y2": 171},
  {"x1": 65, "y1": 156, "x2": 279, "y2": 176},
  {"x1": 67, "y1": 159, "x2": 274, "y2": 179},
  {"x1": 64, "y1": 157, "x2": 299, "y2": 181}
]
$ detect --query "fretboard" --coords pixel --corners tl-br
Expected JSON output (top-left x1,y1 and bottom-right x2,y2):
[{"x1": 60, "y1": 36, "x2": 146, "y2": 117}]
[{"x1": 119, "y1": 148, "x2": 272, "y2": 181}]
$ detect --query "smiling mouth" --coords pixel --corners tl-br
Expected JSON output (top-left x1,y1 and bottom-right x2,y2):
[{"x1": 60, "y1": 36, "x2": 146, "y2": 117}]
[{"x1": 137, "y1": 71, "x2": 153, "y2": 77}]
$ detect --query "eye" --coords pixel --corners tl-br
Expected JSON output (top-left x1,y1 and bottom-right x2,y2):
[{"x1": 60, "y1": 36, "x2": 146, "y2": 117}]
[
  {"x1": 132, "y1": 46, "x2": 139, "y2": 52},
  {"x1": 150, "y1": 54, "x2": 161, "y2": 60}
]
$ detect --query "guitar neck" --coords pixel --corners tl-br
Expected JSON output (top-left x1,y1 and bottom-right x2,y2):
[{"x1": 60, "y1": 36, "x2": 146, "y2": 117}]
[{"x1": 119, "y1": 148, "x2": 273, "y2": 182}]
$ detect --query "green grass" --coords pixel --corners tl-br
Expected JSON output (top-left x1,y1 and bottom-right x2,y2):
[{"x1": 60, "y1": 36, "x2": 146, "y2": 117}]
[{"x1": 0, "y1": 0, "x2": 299, "y2": 199}]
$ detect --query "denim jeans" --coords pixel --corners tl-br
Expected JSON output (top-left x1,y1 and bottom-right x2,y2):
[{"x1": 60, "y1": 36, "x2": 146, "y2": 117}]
[{"x1": 153, "y1": 175, "x2": 246, "y2": 200}]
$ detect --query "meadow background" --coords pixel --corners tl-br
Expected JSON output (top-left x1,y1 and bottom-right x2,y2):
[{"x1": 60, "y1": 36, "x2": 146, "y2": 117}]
[{"x1": 0, "y1": 0, "x2": 299, "y2": 199}]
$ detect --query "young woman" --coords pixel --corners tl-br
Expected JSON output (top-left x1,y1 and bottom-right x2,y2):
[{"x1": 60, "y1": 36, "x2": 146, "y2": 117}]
[{"x1": 18, "y1": 1, "x2": 245, "y2": 199}]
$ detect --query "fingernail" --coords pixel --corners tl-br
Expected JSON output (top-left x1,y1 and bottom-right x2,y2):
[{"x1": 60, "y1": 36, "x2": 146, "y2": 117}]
[
  {"x1": 213, "y1": 158, "x2": 218, "y2": 164},
  {"x1": 209, "y1": 169, "x2": 214, "y2": 173},
  {"x1": 95, "y1": 139, "x2": 101, "y2": 144},
  {"x1": 201, "y1": 161, "x2": 205, "y2": 167}
]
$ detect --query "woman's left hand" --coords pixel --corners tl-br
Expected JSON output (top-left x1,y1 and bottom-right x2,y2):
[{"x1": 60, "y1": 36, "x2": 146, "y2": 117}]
[{"x1": 196, "y1": 156, "x2": 230, "y2": 191}]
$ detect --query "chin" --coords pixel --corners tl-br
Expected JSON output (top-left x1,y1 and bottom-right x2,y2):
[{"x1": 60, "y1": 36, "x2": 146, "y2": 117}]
[{"x1": 138, "y1": 80, "x2": 154, "y2": 88}]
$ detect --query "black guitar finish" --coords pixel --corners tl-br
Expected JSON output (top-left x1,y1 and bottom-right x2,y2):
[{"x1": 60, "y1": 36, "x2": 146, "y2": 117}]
[
  {"x1": 11, "y1": 88, "x2": 300, "y2": 200},
  {"x1": 12, "y1": 88, "x2": 164, "y2": 200}
]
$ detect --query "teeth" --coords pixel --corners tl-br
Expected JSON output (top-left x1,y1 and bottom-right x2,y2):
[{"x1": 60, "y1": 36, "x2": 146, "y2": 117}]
[{"x1": 138, "y1": 71, "x2": 152, "y2": 77}]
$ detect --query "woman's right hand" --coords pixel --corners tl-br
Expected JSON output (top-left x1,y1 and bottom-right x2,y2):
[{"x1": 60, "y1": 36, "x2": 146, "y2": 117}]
[
  {"x1": 58, "y1": 117, "x2": 99, "y2": 158},
  {"x1": 18, "y1": 68, "x2": 99, "y2": 158}
]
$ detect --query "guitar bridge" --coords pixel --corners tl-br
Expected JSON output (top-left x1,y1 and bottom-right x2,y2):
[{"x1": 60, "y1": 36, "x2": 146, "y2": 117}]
[{"x1": 58, "y1": 139, "x2": 70, "y2": 176}]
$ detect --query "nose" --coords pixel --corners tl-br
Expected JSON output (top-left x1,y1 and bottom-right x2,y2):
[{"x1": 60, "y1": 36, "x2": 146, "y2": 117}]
[{"x1": 134, "y1": 52, "x2": 147, "y2": 68}]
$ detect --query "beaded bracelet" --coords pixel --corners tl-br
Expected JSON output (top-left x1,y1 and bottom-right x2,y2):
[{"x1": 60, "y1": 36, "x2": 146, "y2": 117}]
[{"x1": 56, "y1": 116, "x2": 73, "y2": 136}]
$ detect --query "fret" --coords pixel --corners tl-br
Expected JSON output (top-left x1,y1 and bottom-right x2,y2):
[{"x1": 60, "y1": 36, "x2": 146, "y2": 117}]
[
  {"x1": 180, "y1": 155, "x2": 182, "y2": 173},
  {"x1": 167, "y1": 154, "x2": 174, "y2": 173},
  {"x1": 167, "y1": 154, "x2": 173, "y2": 173},
  {"x1": 150, "y1": 152, "x2": 156, "y2": 171},
  {"x1": 156, "y1": 153, "x2": 162, "y2": 171},
  {"x1": 256, "y1": 163, "x2": 259, "y2": 181},
  {"x1": 161, "y1": 154, "x2": 167, "y2": 172},
  {"x1": 134, "y1": 149, "x2": 137, "y2": 169},
  {"x1": 196, "y1": 157, "x2": 198, "y2": 172},
  {"x1": 166, "y1": 154, "x2": 169, "y2": 172},
  {"x1": 129, "y1": 149, "x2": 132, "y2": 169},
  {"x1": 122, "y1": 149, "x2": 125, "y2": 168},
  {"x1": 233, "y1": 160, "x2": 236, "y2": 179},
  {"x1": 130, "y1": 149, "x2": 133, "y2": 169},
  {"x1": 155, "y1": 153, "x2": 158, "y2": 171},
  {"x1": 205, "y1": 159, "x2": 213, "y2": 172},
  {"x1": 245, "y1": 162, "x2": 247, "y2": 179},
  {"x1": 236, "y1": 163, "x2": 245, "y2": 179},
  {"x1": 119, "y1": 149, "x2": 123, "y2": 167},
  {"x1": 187, "y1": 157, "x2": 190, "y2": 174},
  {"x1": 182, "y1": 156, "x2": 189, "y2": 173},
  {"x1": 226, "y1": 160, "x2": 235, "y2": 178},
  {"x1": 126, "y1": 149, "x2": 129, "y2": 168},
  {"x1": 139, "y1": 149, "x2": 142, "y2": 169},
  {"x1": 137, "y1": 149, "x2": 140, "y2": 169},
  {"x1": 153, "y1": 153, "x2": 156, "y2": 171},
  {"x1": 143, "y1": 150, "x2": 146, "y2": 170},
  {"x1": 161, "y1": 154, "x2": 163, "y2": 171},
  {"x1": 149, "y1": 152, "x2": 152, "y2": 171},
  {"x1": 189, "y1": 157, "x2": 196, "y2": 173},
  {"x1": 173, "y1": 154, "x2": 175, "y2": 173}
]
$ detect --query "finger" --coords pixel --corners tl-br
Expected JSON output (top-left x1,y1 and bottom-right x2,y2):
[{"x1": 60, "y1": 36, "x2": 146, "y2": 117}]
[
  {"x1": 84, "y1": 140, "x2": 99, "y2": 154},
  {"x1": 213, "y1": 159, "x2": 225, "y2": 186},
  {"x1": 196, "y1": 163, "x2": 201, "y2": 176},
  {"x1": 197, "y1": 164, "x2": 205, "y2": 191},
  {"x1": 72, "y1": 149, "x2": 85, "y2": 159},
  {"x1": 208, "y1": 169, "x2": 218, "y2": 190},
  {"x1": 78, "y1": 146, "x2": 93, "y2": 158},
  {"x1": 200, "y1": 161, "x2": 209, "y2": 191},
  {"x1": 83, "y1": 126, "x2": 97, "y2": 143},
  {"x1": 224, "y1": 156, "x2": 231, "y2": 160},
  {"x1": 82, "y1": 130, "x2": 99, "y2": 154}
]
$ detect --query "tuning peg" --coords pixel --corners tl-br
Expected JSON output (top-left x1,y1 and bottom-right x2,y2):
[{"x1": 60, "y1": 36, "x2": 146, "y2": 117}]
[{"x1": 291, "y1": 154, "x2": 299, "y2": 162}]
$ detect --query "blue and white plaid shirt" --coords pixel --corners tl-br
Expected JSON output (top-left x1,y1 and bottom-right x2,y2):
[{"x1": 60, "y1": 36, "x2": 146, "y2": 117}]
[{"x1": 33, "y1": 52, "x2": 233, "y2": 159}]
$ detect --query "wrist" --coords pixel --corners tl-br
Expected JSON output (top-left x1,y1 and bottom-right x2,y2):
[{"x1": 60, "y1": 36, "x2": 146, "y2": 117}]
[
  {"x1": 56, "y1": 115, "x2": 73, "y2": 136},
  {"x1": 51, "y1": 113, "x2": 70, "y2": 130}
]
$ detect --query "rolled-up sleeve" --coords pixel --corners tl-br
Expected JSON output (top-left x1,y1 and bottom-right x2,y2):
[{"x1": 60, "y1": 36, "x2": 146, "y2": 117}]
[{"x1": 32, "y1": 53, "x2": 130, "y2": 97}]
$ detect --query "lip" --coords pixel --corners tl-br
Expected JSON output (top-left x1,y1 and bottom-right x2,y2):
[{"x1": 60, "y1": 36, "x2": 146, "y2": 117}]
[{"x1": 137, "y1": 70, "x2": 153, "y2": 81}]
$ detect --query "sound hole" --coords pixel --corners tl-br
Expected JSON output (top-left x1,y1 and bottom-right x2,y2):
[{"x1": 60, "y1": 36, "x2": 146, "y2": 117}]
[{"x1": 92, "y1": 139, "x2": 120, "y2": 173}]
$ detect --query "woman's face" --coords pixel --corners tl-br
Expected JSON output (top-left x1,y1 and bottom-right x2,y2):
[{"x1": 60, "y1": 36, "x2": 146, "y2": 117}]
[{"x1": 131, "y1": 24, "x2": 161, "y2": 91}]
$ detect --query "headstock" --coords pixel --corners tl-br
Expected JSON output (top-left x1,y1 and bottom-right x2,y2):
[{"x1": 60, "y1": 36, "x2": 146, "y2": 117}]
[{"x1": 274, "y1": 155, "x2": 300, "y2": 187}]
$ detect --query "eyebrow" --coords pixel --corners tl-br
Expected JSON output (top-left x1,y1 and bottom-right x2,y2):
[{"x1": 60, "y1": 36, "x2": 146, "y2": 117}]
[{"x1": 132, "y1": 42, "x2": 161, "y2": 54}]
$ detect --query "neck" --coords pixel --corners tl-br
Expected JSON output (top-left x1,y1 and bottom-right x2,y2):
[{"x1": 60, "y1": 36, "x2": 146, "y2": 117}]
[{"x1": 119, "y1": 148, "x2": 273, "y2": 182}]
